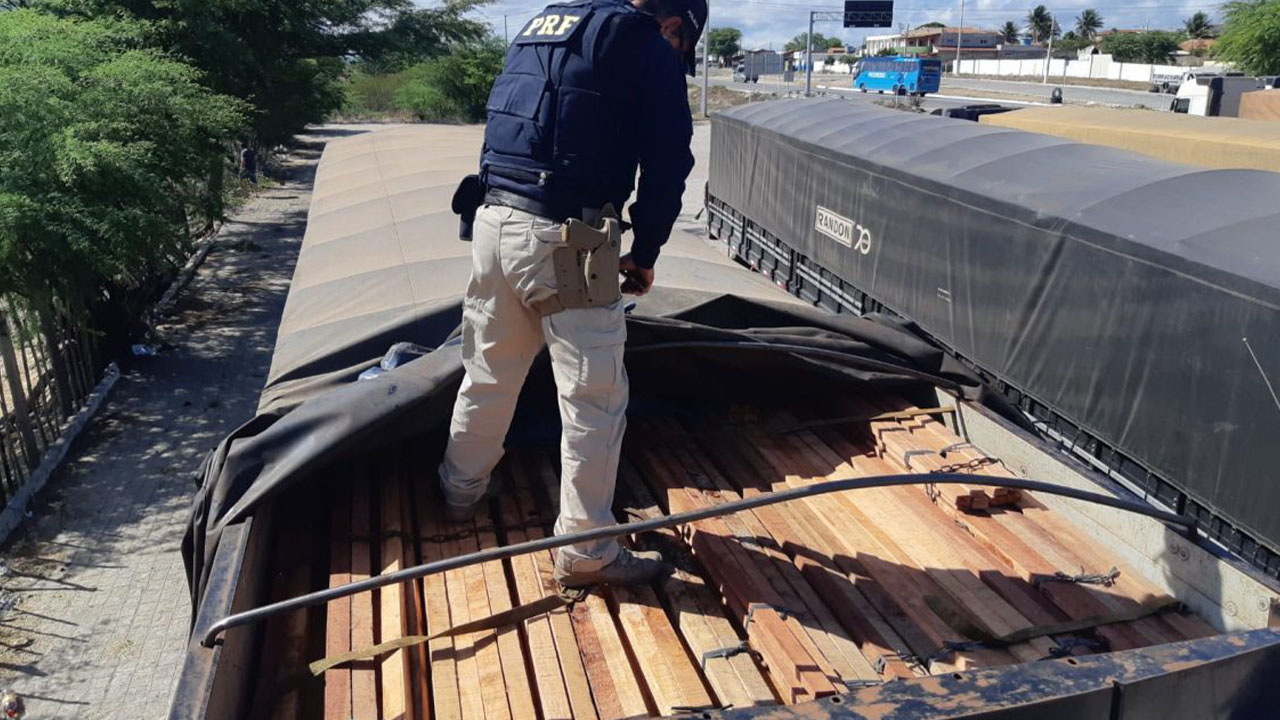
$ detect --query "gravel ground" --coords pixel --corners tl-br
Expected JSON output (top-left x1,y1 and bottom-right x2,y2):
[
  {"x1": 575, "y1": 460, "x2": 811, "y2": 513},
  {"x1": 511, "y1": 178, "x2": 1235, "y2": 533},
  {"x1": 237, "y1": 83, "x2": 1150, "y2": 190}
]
[{"x1": 0, "y1": 126, "x2": 372, "y2": 719}]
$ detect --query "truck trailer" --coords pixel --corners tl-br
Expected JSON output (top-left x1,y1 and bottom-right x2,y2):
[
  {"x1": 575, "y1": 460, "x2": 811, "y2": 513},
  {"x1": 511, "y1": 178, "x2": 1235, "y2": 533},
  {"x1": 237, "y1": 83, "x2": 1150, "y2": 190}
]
[{"x1": 173, "y1": 110, "x2": 1280, "y2": 720}]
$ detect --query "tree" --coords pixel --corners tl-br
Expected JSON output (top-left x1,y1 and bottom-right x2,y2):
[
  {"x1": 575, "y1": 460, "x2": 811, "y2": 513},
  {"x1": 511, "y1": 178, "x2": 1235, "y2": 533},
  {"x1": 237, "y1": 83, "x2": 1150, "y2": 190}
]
[
  {"x1": 0, "y1": 10, "x2": 244, "y2": 318},
  {"x1": 1184, "y1": 11, "x2": 1215, "y2": 38},
  {"x1": 707, "y1": 27, "x2": 742, "y2": 65},
  {"x1": 1216, "y1": 0, "x2": 1280, "y2": 75},
  {"x1": 1075, "y1": 8, "x2": 1103, "y2": 40},
  {"x1": 38, "y1": 0, "x2": 489, "y2": 146},
  {"x1": 785, "y1": 31, "x2": 843, "y2": 52},
  {"x1": 1100, "y1": 31, "x2": 1182, "y2": 63},
  {"x1": 918, "y1": 21, "x2": 945, "y2": 28},
  {"x1": 395, "y1": 37, "x2": 506, "y2": 122},
  {"x1": 1001, "y1": 21, "x2": 1020, "y2": 43},
  {"x1": 1027, "y1": 5, "x2": 1056, "y2": 42}
]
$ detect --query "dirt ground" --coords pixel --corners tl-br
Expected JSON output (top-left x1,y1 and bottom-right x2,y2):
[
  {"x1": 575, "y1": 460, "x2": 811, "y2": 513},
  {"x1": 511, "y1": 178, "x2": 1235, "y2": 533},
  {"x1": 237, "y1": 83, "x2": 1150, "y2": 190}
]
[{"x1": 0, "y1": 126, "x2": 375, "y2": 718}]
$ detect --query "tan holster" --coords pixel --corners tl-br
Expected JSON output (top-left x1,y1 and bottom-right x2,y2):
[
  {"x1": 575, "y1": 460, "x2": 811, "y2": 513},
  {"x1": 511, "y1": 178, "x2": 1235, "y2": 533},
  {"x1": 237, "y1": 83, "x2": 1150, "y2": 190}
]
[{"x1": 534, "y1": 205, "x2": 622, "y2": 317}]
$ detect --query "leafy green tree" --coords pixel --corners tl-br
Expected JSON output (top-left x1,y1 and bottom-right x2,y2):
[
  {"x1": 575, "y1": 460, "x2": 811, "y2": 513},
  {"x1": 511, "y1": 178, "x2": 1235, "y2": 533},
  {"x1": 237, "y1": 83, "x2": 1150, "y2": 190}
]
[
  {"x1": 1100, "y1": 31, "x2": 1183, "y2": 63},
  {"x1": 917, "y1": 21, "x2": 945, "y2": 28},
  {"x1": 1027, "y1": 5, "x2": 1055, "y2": 42},
  {"x1": 1216, "y1": 0, "x2": 1280, "y2": 74},
  {"x1": 0, "y1": 10, "x2": 243, "y2": 318},
  {"x1": 395, "y1": 37, "x2": 506, "y2": 122},
  {"x1": 707, "y1": 27, "x2": 742, "y2": 65},
  {"x1": 1075, "y1": 8, "x2": 1103, "y2": 40},
  {"x1": 1001, "y1": 21, "x2": 1020, "y2": 43},
  {"x1": 38, "y1": 0, "x2": 488, "y2": 145},
  {"x1": 1184, "y1": 11, "x2": 1215, "y2": 38},
  {"x1": 785, "y1": 32, "x2": 843, "y2": 52}
]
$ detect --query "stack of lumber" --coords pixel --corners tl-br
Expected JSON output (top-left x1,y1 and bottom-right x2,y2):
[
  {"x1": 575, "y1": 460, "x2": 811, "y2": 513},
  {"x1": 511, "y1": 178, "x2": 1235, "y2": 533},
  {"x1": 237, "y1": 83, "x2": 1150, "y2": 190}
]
[{"x1": 249, "y1": 398, "x2": 1217, "y2": 719}]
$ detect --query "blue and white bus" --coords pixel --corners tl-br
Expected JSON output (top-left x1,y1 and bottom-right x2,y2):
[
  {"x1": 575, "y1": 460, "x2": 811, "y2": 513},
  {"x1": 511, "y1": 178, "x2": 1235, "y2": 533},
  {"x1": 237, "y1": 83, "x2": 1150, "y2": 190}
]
[{"x1": 853, "y1": 56, "x2": 942, "y2": 96}]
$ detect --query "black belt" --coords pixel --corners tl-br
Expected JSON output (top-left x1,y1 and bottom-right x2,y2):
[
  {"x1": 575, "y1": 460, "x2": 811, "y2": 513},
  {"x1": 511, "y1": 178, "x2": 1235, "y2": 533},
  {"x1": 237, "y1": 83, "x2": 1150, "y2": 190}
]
[{"x1": 483, "y1": 188, "x2": 586, "y2": 224}]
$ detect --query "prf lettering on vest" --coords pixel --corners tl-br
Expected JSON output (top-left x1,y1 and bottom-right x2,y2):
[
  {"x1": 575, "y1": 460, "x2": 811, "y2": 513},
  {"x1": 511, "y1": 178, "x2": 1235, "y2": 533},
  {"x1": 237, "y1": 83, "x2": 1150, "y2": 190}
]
[
  {"x1": 538, "y1": 14, "x2": 562, "y2": 34},
  {"x1": 524, "y1": 12, "x2": 583, "y2": 37}
]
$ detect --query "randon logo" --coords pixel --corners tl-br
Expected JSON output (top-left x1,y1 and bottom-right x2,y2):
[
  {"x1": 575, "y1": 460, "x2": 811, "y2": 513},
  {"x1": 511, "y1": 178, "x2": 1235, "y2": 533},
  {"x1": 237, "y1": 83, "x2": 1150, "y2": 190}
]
[{"x1": 815, "y1": 206, "x2": 871, "y2": 255}]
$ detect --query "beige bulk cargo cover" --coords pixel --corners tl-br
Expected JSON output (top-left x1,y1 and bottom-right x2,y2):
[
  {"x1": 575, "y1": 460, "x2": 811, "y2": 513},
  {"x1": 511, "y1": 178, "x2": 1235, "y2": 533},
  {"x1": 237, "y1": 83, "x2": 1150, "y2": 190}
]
[
  {"x1": 264, "y1": 124, "x2": 795, "y2": 414},
  {"x1": 1240, "y1": 89, "x2": 1280, "y2": 122},
  {"x1": 979, "y1": 106, "x2": 1280, "y2": 172}
]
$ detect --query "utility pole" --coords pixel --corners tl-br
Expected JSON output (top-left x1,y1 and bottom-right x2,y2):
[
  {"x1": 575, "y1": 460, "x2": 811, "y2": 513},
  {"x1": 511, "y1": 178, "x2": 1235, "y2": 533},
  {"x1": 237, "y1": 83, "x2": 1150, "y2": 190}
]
[
  {"x1": 954, "y1": 0, "x2": 966, "y2": 73},
  {"x1": 504, "y1": 15, "x2": 509, "y2": 45},
  {"x1": 1042, "y1": 18, "x2": 1055, "y2": 83},
  {"x1": 805, "y1": 10, "x2": 816, "y2": 96},
  {"x1": 700, "y1": 1, "x2": 709, "y2": 117}
]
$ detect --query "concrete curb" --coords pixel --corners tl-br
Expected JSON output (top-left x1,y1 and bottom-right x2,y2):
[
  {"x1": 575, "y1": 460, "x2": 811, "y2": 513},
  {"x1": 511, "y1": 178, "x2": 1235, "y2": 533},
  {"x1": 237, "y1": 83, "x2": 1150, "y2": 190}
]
[{"x1": 0, "y1": 363, "x2": 121, "y2": 545}]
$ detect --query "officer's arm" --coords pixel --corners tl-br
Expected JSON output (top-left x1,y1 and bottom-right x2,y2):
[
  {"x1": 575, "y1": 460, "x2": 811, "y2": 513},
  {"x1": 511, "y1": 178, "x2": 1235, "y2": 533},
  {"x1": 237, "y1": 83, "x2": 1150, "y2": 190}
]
[{"x1": 627, "y1": 32, "x2": 695, "y2": 270}]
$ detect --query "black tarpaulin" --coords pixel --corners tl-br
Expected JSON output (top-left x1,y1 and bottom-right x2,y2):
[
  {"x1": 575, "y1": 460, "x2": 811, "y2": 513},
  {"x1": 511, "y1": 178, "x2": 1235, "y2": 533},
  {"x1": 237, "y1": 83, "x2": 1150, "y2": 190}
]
[{"x1": 710, "y1": 98, "x2": 1280, "y2": 556}]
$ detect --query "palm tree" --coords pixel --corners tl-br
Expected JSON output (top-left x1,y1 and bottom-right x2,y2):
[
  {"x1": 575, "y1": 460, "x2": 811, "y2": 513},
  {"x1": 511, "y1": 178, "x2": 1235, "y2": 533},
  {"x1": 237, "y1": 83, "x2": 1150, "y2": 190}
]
[
  {"x1": 1027, "y1": 5, "x2": 1055, "y2": 43},
  {"x1": 1184, "y1": 11, "x2": 1214, "y2": 38},
  {"x1": 1001, "y1": 21, "x2": 1020, "y2": 43},
  {"x1": 1075, "y1": 8, "x2": 1103, "y2": 40}
]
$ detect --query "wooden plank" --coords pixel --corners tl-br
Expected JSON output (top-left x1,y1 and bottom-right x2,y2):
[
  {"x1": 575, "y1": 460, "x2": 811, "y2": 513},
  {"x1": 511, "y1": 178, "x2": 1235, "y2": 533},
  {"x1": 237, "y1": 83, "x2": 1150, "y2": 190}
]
[
  {"x1": 252, "y1": 502, "x2": 318, "y2": 720},
  {"x1": 379, "y1": 475, "x2": 411, "y2": 720},
  {"x1": 849, "y1": 405, "x2": 1168, "y2": 651},
  {"x1": 733, "y1": 425, "x2": 1008, "y2": 672},
  {"x1": 784, "y1": 427, "x2": 1060, "y2": 663},
  {"x1": 627, "y1": 441, "x2": 841, "y2": 701},
  {"x1": 888, "y1": 405, "x2": 1215, "y2": 642},
  {"x1": 475, "y1": 501, "x2": 538, "y2": 720},
  {"x1": 530, "y1": 458, "x2": 656, "y2": 718},
  {"x1": 401, "y1": 475, "x2": 430, "y2": 720},
  {"x1": 694, "y1": 432, "x2": 924, "y2": 681},
  {"x1": 647, "y1": 418, "x2": 880, "y2": 685},
  {"x1": 351, "y1": 482, "x2": 379, "y2": 720},
  {"x1": 443, "y1": 506, "x2": 487, "y2": 720},
  {"x1": 415, "y1": 481, "x2": 462, "y2": 720},
  {"x1": 459, "y1": 512, "x2": 515, "y2": 720},
  {"x1": 496, "y1": 473, "x2": 577, "y2": 720},
  {"x1": 508, "y1": 456, "x2": 599, "y2": 720},
  {"x1": 609, "y1": 574, "x2": 716, "y2": 714},
  {"x1": 615, "y1": 461, "x2": 780, "y2": 707},
  {"x1": 324, "y1": 487, "x2": 353, "y2": 720}
]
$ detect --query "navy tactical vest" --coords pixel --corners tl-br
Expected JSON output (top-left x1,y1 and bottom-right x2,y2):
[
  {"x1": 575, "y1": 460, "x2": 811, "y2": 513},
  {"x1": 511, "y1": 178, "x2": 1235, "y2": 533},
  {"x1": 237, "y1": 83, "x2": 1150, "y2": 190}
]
[{"x1": 481, "y1": 0, "x2": 652, "y2": 216}]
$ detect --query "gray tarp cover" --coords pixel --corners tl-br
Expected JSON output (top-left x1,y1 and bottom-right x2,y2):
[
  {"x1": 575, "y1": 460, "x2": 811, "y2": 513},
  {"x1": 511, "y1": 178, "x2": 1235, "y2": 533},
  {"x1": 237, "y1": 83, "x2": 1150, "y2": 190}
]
[
  {"x1": 182, "y1": 125, "x2": 991, "y2": 610},
  {"x1": 710, "y1": 98, "x2": 1280, "y2": 556}
]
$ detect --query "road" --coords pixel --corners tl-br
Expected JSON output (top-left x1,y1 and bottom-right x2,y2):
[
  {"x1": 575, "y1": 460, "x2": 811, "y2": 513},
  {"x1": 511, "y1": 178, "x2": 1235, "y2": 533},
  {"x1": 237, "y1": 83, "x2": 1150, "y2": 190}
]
[{"x1": 708, "y1": 69, "x2": 1169, "y2": 113}]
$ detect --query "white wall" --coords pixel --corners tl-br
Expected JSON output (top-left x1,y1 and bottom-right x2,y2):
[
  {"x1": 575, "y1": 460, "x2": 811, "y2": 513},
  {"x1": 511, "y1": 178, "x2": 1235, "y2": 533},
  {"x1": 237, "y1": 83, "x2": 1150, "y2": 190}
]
[{"x1": 957, "y1": 55, "x2": 1228, "y2": 83}]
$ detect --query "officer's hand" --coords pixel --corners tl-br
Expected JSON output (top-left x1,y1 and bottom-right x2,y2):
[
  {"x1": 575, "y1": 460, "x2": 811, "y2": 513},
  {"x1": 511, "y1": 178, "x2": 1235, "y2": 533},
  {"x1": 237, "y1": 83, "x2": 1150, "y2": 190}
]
[{"x1": 619, "y1": 254, "x2": 654, "y2": 296}]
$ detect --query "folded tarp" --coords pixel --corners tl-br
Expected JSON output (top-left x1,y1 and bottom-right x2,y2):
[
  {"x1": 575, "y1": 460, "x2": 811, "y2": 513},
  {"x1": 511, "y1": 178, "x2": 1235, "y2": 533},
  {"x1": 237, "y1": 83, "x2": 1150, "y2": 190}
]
[{"x1": 710, "y1": 98, "x2": 1280, "y2": 560}]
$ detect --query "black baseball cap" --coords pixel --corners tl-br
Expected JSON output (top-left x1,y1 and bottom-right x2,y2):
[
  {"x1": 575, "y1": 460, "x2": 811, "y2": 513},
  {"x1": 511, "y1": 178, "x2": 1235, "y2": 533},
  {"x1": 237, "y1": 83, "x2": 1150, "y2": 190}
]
[{"x1": 672, "y1": 0, "x2": 707, "y2": 77}]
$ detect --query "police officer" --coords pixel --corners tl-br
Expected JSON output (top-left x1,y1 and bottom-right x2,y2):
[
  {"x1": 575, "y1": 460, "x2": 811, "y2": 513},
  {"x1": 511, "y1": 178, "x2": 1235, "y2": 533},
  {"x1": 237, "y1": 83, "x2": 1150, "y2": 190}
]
[{"x1": 440, "y1": 0, "x2": 706, "y2": 588}]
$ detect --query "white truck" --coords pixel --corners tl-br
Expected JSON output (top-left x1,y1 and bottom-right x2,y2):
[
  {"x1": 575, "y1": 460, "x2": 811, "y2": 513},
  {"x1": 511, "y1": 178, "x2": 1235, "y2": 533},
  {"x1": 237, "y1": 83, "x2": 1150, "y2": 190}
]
[
  {"x1": 1171, "y1": 71, "x2": 1268, "y2": 116},
  {"x1": 733, "y1": 50, "x2": 783, "y2": 83}
]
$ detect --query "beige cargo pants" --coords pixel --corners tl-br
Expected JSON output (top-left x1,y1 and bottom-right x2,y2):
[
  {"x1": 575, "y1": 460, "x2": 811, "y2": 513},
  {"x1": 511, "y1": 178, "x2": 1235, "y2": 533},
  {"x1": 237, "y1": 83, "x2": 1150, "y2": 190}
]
[{"x1": 441, "y1": 204, "x2": 626, "y2": 573}]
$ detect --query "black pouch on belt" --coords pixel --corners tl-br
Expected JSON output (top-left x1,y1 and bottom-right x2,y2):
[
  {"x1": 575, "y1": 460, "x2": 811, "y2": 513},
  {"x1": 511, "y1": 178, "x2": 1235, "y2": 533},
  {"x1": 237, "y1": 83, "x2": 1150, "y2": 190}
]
[
  {"x1": 539, "y1": 205, "x2": 622, "y2": 316},
  {"x1": 451, "y1": 174, "x2": 485, "y2": 241}
]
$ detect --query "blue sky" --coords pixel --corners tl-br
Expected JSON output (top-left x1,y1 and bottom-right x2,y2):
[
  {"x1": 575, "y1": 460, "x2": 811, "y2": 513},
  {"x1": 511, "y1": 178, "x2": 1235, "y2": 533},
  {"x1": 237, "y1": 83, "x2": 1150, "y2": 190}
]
[{"x1": 468, "y1": 1, "x2": 1222, "y2": 50}]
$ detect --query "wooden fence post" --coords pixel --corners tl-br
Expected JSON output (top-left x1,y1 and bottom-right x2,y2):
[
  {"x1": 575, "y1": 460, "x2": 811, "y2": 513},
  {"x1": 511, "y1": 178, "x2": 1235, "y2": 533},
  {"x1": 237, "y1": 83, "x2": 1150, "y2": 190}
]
[{"x1": 0, "y1": 311, "x2": 42, "y2": 470}]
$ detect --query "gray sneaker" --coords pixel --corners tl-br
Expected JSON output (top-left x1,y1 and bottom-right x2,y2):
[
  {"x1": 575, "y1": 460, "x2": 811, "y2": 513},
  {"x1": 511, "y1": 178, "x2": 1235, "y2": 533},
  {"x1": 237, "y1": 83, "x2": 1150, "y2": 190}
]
[{"x1": 553, "y1": 548, "x2": 670, "y2": 588}]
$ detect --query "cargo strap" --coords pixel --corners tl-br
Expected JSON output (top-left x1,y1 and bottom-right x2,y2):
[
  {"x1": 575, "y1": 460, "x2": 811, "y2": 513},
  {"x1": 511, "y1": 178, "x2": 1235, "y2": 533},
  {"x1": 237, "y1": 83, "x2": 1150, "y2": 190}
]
[
  {"x1": 533, "y1": 205, "x2": 622, "y2": 317},
  {"x1": 700, "y1": 603, "x2": 792, "y2": 669},
  {"x1": 305, "y1": 584, "x2": 590, "y2": 679},
  {"x1": 1035, "y1": 566, "x2": 1120, "y2": 588},
  {"x1": 925, "y1": 596, "x2": 1182, "y2": 666},
  {"x1": 778, "y1": 405, "x2": 956, "y2": 434}
]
